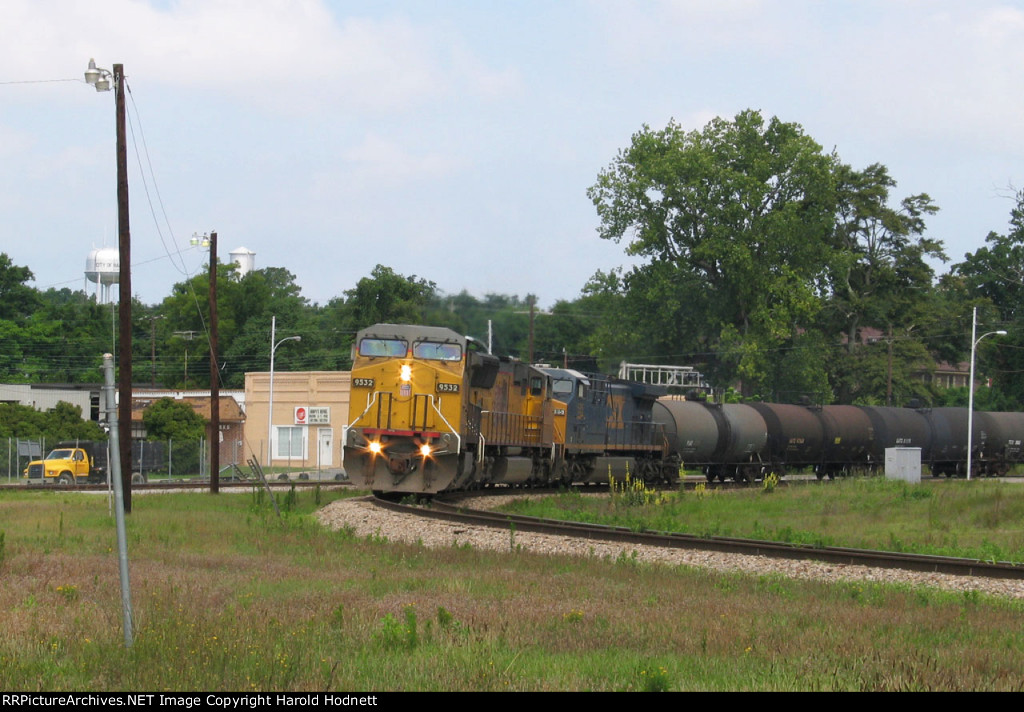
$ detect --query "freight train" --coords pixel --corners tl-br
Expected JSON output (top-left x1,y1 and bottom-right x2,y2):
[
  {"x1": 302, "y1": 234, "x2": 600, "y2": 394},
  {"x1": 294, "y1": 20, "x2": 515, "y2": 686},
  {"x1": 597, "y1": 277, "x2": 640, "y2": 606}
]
[{"x1": 342, "y1": 323, "x2": 1023, "y2": 494}]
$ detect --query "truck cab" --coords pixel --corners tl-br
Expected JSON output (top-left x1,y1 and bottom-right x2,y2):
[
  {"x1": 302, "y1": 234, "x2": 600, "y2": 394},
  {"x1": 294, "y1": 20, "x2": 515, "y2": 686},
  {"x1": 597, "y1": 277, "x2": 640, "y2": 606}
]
[{"x1": 23, "y1": 442, "x2": 108, "y2": 485}]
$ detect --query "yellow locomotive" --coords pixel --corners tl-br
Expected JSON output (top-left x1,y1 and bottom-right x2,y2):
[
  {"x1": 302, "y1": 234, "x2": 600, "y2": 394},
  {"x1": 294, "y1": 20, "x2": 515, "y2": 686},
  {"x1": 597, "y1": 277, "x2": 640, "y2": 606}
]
[{"x1": 342, "y1": 323, "x2": 567, "y2": 494}]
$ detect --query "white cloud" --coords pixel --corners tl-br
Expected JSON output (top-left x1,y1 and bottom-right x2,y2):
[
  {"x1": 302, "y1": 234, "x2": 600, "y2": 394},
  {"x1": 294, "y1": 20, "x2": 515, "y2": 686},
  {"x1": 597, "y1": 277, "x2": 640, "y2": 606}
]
[
  {"x1": 1, "y1": 0, "x2": 519, "y2": 115},
  {"x1": 342, "y1": 133, "x2": 467, "y2": 182}
]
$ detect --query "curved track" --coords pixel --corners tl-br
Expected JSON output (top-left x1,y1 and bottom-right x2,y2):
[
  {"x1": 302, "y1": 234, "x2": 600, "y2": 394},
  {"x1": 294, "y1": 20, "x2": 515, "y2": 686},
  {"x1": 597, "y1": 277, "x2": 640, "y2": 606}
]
[{"x1": 372, "y1": 492, "x2": 1024, "y2": 581}]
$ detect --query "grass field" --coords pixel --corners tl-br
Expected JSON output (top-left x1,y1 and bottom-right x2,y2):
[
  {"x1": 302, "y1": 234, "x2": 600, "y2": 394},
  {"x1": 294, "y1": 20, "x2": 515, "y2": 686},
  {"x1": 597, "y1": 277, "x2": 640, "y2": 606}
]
[{"x1": 1, "y1": 482, "x2": 1023, "y2": 691}]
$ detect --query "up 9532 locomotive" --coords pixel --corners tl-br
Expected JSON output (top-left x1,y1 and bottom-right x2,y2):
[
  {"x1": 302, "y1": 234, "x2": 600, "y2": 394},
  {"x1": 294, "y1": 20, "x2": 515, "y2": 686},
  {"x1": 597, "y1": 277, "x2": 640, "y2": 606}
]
[{"x1": 342, "y1": 323, "x2": 562, "y2": 493}]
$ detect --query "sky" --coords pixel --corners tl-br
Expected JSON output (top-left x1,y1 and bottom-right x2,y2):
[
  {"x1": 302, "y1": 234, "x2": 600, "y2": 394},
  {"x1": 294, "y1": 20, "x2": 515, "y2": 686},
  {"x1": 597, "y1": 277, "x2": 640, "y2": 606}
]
[{"x1": 2, "y1": 0, "x2": 1023, "y2": 310}]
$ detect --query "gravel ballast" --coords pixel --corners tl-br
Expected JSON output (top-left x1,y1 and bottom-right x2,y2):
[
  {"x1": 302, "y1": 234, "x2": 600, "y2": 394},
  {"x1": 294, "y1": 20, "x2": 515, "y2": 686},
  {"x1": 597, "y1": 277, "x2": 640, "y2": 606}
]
[{"x1": 316, "y1": 495, "x2": 1024, "y2": 600}]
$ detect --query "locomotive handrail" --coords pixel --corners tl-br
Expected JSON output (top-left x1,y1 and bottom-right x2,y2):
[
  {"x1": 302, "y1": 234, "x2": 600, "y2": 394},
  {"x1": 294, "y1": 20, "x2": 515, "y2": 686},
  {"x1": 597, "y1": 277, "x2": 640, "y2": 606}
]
[
  {"x1": 346, "y1": 390, "x2": 383, "y2": 429},
  {"x1": 425, "y1": 393, "x2": 461, "y2": 456}
]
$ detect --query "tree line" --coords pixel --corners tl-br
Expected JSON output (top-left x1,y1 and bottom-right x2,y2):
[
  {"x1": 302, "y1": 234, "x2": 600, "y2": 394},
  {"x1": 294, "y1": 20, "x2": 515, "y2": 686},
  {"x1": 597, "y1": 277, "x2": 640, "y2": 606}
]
[{"x1": 0, "y1": 109, "x2": 1020, "y2": 409}]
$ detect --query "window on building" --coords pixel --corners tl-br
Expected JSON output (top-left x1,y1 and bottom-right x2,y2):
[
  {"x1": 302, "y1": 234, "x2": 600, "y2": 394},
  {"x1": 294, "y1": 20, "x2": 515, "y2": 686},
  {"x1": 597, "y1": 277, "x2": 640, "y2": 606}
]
[{"x1": 275, "y1": 426, "x2": 306, "y2": 459}]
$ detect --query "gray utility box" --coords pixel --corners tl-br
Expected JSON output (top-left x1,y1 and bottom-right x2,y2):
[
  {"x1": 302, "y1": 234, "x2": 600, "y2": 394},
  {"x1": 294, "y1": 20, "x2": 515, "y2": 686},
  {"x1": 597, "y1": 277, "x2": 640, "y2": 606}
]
[{"x1": 885, "y1": 447, "x2": 921, "y2": 483}]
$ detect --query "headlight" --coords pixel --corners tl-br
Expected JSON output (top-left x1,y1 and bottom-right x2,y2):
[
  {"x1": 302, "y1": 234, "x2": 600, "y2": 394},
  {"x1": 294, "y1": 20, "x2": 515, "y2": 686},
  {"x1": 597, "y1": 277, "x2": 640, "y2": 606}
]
[
  {"x1": 419, "y1": 444, "x2": 431, "y2": 458},
  {"x1": 369, "y1": 441, "x2": 383, "y2": 455},
  {"x1": 400, "y1": 364, "x2": 412, "y2": 382}
]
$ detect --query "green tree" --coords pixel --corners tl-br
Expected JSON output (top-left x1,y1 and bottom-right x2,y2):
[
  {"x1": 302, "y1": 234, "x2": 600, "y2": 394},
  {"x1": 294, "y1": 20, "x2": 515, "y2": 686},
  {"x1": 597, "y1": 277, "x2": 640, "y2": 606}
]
[
  {"x1": 953, "y1": 189, "x2": 1024, "y2": 407},
  {"x1": 820, "y1": 163, "x2": 947, "y2": 403},
  {"x1": 588, "y1": 110, "x2": 838, "y2": 395},
  {"x1": 342, "y1": 265, "x2": 437, "y2": 329},
  {"x1": 0, "y1": 253, "x2": 39, "y2": 324},
  {"x1": 142, "y1": 398, "x2": 207, "y2": 442}
]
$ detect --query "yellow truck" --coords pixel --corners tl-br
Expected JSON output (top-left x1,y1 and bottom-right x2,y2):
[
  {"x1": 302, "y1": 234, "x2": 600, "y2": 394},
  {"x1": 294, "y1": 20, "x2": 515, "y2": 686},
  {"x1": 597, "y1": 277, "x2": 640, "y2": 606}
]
[{"x1": 23, "y1": 441, "x2": 108, "y2": 485}]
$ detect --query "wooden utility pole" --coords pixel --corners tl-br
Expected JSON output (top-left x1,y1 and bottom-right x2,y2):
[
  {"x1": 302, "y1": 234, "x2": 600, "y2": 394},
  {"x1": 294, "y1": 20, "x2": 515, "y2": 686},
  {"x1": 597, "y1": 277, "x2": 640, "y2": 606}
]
[
  {"x1": 115, "y1": 63, "x2": 132, "y2": 514},
  {"x1": 208, "y1": 232, "x2": 220, "y2": 494}
]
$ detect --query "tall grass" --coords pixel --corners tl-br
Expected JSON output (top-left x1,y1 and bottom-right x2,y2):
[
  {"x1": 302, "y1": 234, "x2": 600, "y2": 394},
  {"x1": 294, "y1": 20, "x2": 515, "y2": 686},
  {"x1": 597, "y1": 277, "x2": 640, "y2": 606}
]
[{"x1": 1, "y1": 485, "x2": 1023, "y2": 691}]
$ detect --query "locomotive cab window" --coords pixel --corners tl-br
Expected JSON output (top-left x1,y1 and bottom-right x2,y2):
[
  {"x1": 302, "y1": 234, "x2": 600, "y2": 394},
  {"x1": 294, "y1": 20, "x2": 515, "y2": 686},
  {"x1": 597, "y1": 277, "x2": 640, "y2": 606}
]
[
  {"x1": 530, "y1": 376, "x2": 543, "y2": 396},
  {"x1": 359, "y1": 338, "x2": 407, "y2": 358},
  {"x1": 552, "y1": 379, "x2": 573, "y2": 396},
  {"x1": 413, "y1": 341, "x2": 462, "y2": 362}
]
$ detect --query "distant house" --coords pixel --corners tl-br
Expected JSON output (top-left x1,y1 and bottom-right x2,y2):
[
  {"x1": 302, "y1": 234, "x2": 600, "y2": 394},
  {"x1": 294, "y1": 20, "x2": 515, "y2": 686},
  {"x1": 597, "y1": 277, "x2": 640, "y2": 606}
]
[
  {"x1": 843, "y1": 327, "x2": 971, "y2": 390},
  {"x1": 920, "y1": 362, "x2": 971, "y2": 390}
]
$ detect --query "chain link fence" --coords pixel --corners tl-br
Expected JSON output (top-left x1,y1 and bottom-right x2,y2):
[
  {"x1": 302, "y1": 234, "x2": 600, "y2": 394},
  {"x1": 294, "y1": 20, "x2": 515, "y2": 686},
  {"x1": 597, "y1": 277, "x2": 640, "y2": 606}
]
[{"x1": 2, "y1": 437, "x2": 245, "y2": 482}]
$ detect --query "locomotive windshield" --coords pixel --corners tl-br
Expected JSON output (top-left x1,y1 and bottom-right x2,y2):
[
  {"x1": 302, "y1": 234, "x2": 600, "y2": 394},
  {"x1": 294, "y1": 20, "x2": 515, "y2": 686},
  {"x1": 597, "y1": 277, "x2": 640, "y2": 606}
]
[
  {"x1": 412, "y1": 341, "x2": 462, "y2": 362},
  {"x1": 551, "y1": 379, "x2": 573, "y2": 396},
  {"x1": 359, "y1": 338, "x2": 407, "y2": 358}
]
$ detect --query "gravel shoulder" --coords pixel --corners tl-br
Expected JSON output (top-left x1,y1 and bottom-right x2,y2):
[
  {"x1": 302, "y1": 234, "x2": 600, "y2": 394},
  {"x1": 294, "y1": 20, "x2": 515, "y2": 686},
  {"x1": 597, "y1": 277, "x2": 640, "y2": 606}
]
[{"x1": 316, "y1": 494, "x2": 1024, "y2": 600}]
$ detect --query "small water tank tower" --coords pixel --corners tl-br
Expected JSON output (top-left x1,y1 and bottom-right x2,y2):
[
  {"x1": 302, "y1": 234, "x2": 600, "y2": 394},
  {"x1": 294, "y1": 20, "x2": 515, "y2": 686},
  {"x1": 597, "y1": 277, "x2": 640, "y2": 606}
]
[
  {"x1": 85, "y1": 247, "x2": 119, "y2": 303},
  {"x1": 230, "y1": 246, "x2": 256, "y2": 278}
]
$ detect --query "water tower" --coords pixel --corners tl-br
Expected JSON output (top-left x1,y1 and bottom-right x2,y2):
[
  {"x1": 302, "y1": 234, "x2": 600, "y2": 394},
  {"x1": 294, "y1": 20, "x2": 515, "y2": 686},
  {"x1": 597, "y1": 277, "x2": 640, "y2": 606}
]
[
  {"x1": 85, "y1": 247, "x2": 119, "y2": 303},
  {"x1": 230, "y1": 246, "x2": 256, "y2": 278}
]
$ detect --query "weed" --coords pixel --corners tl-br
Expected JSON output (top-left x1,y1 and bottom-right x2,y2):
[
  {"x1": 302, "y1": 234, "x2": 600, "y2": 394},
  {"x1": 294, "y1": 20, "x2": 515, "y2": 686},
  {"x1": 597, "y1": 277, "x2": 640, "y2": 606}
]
[
  {"x1": 615, "y1": 549, "x2": 640, "y2": 567},
  {"x1": 437, "y1": 606, "x2": 454, "y2": 627},
  {"x1": 563, "y1": 609, "x2": 584, "y2": 624},
  {"x1": 637, "y1": 665, "x2": 671, "y2": 692},
  {"x1": 55, "y1": 584, "x2": 78, "y2": 602},
  {"x1": 762, "y1": 472, "x2": 779, "y2": 494},
  {"x1": 609, "y1": 470, "x2": 665, "y2": 507},
  {"x1": 403, "y1": 604, "x2": 418, "y2": 649}
]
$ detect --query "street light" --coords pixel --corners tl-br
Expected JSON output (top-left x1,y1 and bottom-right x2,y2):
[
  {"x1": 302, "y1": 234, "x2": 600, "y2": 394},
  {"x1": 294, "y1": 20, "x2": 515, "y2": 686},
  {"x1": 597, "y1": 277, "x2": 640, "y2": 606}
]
[
  {"x1": 966, "y1": 306, "x2": 1006, "y2": 481},
  {"x1": 267, "y1": 315, "x2": 301, "y2": 467},
  {"x1": 85, "y1": 58, "x2": 133, "y2": 512}
]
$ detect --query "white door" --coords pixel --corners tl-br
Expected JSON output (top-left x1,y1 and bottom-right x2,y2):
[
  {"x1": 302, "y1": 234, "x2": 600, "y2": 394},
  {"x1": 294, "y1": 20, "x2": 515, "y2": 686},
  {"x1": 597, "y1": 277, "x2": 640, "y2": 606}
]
[{"x1": 318, "y1": 428, "x2": 333, "y2": 471}]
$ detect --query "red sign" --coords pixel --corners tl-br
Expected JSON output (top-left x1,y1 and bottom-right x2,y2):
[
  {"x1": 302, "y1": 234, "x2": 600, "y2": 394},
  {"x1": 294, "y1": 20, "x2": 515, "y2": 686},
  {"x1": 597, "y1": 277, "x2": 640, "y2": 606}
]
[{"x1": 294, "y1": 407, "x2": 307, "y2": 425}]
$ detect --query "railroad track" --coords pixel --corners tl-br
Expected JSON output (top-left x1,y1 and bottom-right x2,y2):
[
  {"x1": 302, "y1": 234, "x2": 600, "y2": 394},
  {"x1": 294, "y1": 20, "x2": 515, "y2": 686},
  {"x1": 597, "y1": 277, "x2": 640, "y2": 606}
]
[{"x1": 371, "y1": 491, "x2": 1024, "y2": 581}]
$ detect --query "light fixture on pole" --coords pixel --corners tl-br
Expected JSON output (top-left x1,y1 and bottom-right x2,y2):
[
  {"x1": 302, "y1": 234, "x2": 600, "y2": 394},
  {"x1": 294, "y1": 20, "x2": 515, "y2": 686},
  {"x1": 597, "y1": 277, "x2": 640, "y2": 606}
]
[
  {"x1": 966, "y1": 306, "x2": 1006, "y2": 481},
  {"x1": 267, "y1": 315, "x2": 301, "y2": 467},
  {"x1": 85, "y1": 58, "x2": 133, "y2": 513},
  {"x1": 84, "y1": 58, "x2": 111, "y2": 91}
]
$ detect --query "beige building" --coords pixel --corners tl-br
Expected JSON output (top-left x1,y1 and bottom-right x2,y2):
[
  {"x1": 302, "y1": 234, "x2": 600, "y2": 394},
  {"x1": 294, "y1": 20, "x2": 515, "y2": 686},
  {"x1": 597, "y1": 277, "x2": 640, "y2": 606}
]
[{"x1": 244, "y1": 371, "x2": 351, "y2": 471}]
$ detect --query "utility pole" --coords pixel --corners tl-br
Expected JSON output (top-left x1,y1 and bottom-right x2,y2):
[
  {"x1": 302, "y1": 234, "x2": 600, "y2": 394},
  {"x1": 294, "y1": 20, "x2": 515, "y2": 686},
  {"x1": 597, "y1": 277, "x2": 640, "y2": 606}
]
[
  {"x1": 114, "y1": 63, "x2": 133, "y2": 514},
  {"x1": 209, "y1": 231, "x2": 220, "y2": 494},
  {"x1": 149, "y1": 315, "x2": 165, "y2": 387},
  {"x1": 527, "y1": 295, "x2": 536, "y2": 364},
  {"x1": 85, "y1": 60, "x2": 132, "y2": 511}
]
